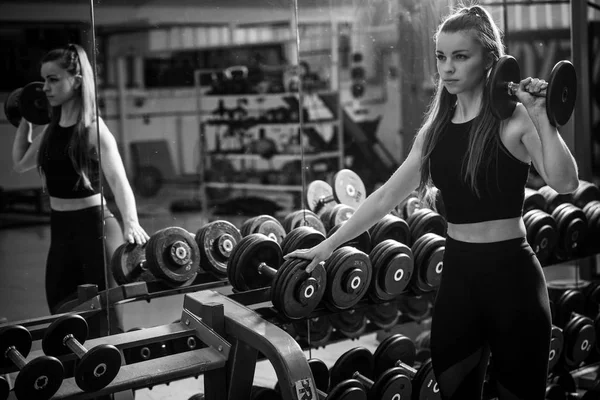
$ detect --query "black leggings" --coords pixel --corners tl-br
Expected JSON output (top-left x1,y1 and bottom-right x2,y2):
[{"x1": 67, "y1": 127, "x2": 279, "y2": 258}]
[
  {"x1": 46, "y1": 205, "x2": 123, "y2": 314},
  {"x1": 430, "y1": 236, "x2": 551, "y2": 400}
]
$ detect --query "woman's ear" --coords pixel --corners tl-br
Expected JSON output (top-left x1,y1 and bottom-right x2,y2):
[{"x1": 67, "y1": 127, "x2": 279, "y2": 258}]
[
  {"x1": 484, "y1": 53, "x2": 494, "y2": 71},
  {"x1": 74, "y1": 74, "x2": 83, "y2": 89}
]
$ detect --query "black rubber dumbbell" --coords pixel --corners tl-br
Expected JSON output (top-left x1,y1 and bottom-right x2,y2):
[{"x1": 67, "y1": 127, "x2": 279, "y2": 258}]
[
  {"x1": 42, "y1": 314, "x2": 122, "y2": 392},
  {"x1": 0, "y1": 325, "x2": 64, "y2": 400}
]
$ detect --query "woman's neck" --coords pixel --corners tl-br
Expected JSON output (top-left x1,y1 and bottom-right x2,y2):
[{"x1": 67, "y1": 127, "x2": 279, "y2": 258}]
[
  {"x1": 453, "y1": 85, "x2": 484, "y2": 122},
  {"x1": 59, "y1": 98, "x2": 80, "y2": 127}
]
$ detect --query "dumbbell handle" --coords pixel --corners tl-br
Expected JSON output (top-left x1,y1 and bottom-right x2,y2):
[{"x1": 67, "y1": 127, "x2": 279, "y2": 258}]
[
  {"x1": 394, "y1": 361, "x2": 417, "y2": 377},
  {"x1": 257, "y1": 262, "x2": 278, "y2": 280},
  {"x1": 506, "y1": 81, "x2": 546, "y2": 98},
  {"x1": 352, "y1": 371, "x2": 374, "y2": 389},
  {"x1": 5, "y1": 346, "x2": 26, "y2": 370},
  {"x1": 258, "y1": 262, "x2": 319, "y2": 305},
  {"x1": 317, "y1": 388, "x2": 327, "y2": 399},
  {"x1": 64, "y1": 334, "x2": 87, "y2": 358}
]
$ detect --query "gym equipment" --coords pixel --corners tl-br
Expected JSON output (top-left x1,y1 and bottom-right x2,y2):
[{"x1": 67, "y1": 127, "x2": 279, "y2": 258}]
[
  {"x1": 0, "y1": 325, "x2": 64, "y2": 400},
  {"x1": 293, "y1": 316, "x2": 334, "y2": 348},
  {"x1": 410, "y1": 233, "x2": 445, "y2": 294},
  {"x1": 489, "y1": 55, "x2": 577, "y2": 126},
  {"x1": 394, "y1": 360, "x2": 442, "y2": 400},
  {"x1": 195, "y1": 220, "x2": 242, "y2": 278},
  {"x1": 372, "y1": 334, "x2": 417, "y2": 378},
  {"x1": 538, "y1": 186, "x2": 573, "y2": 213},
  {"x1": 111, "y1": 242, "x2": 154, "y2": 285},
  {"x1": 329, "y1": 308, "x2": 368, "y2": 339},
  {"x1": 549, "y1": 203, "x2": 587, "y2": 260},
  {"x1": 146, "y1": 227, "x2": 201, "y2": 287},
  {"x1": 306, "y1": 170, "x2": 366, "y2": 215},
  {"x1": 42, "y1": 314, "x2": 121, "y2": 392},
  {"x1": 524, "y1": 188, "x2": 548, "y2": 213},
  {"x1": 369, "y1": 214, "x2": 411, "y2": 248},
  {"x1": 523, "y1": 208, "x2": 558, "y2": 265},
  {"x1": 280, "y1": 226, "x2": 325, "y2": 256},
  {"x1": 227, "y1": 233, "x2": 326, "y2": 320},
  {"x1": 368, "y1": 239, "x2": 414, "y2": 302},
  {"x1": 240, "y1": 215, "x2": 287, "y2": 245},
  {"x1": 549, "y1": 325, "x2": 564, "y2": 372},
  {"x1": 406, "y1": 209, "x2": 447, "y2": 246},
  {"x1": 327, "y1": 222, "x2": 371, "y2": 254},
  {"x1": 572, "y1": 180, "x2": 600, "y2": 209},
  {"x1": 4, "y1": 82, "x2": 51, "y2": 127},
  {"x1": 321, "y1": 205, "x2": 356, "y2": 233},
  {"x1": 397, "y1": 192, "x2": 422, "y2": 220},
  {"x1": 283, "y1": 209, "x2": 326, "y2": 235},
  {"x1": 365, "y1": 301, "x2": 401, "y2": 330},
  {"x1": 322, "y1": 246, "x2": 372, "y2": 311}
]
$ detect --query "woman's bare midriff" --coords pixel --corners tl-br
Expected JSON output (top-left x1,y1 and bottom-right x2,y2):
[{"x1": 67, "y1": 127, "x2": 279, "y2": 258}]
[
  {"x1": 50, "y1": 193, "x2": 104, "y2": 211},
  {"x1": 446, "y1": 216, "x2": 526, "y2": 243}
]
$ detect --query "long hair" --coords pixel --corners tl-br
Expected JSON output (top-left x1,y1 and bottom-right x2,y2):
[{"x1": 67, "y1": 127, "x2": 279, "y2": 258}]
[
  {"x1": 417, "y1": 4, "x2": 506, "y2": 205},
  {"x1": 37, "y1": 43, "x2": 97, "y2": 190}
]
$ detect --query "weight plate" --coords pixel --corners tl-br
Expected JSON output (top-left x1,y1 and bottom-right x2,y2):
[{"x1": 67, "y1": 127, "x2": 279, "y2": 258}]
[
  {"x1": 253, "y1": 216, "x2": 286, "y2": 244},
  {"x1": 283, "y1": 209, "x2": 326, "y2": 235},
  {"x1": 324, "y1": 247, "x2": 372, "y2": 311},
  {"x1": 548, "y1": 325, "x2": 563, "y2": 372},
  {"x1": 365, "y1": 302, "x2": 400, "y2": 330},
  {"x1": 373, "y1": 334, "x2": 416, "y2": 377},
  {"x1": 75, "y1": 344, "x2": 122, "y2": 392},
  {"x1": 553, "y1": 204, "x2": 587, "y2": 258},
  {"x1": 523, "y1": 188, "x2": 547, "y2": 213},
  {"x1": 146, "y1": 227, "x2": 200, "y2": 284},
  {"x1": 236, "y1": 233, "x2": 282, "y2": 291},
  {"x1": 327, "y1": 379, "x2": 367, "y2": 400},
  {"x1": 564, "y1": 316, "x2": 595, "y2": 365},
  {"x1": 412, "y1": 211, "x2": 447, "y2": 243},
  {"x1": 19, "y1": 82, "x2": 51, "y2": 125},
  {"x1": 271, "y1": 257, "x2": 326, "y2": 320},
  {"x1": 526, "y1": 211, "x2": 557, "y2": 265},
  {"x1": 0, "y1": 325, "x2": 32, "y2": 369},
  {"x1": 489, "y1": 55, "x2": 520, "y2": 120},
  {"x1": 370, "y1": 214, "x2": 410, "y2": 247},
  {"x1": 546, "y1": 60, "x2": 577, "y2": 127},
  {"x1": 307, "y1": 180, "x2": 335, "y2": 214},
  {"x1": 372, "y1": 241, "x2": 414, "y2": 301},
  {"x1": 228, "y1": 234, "x2": 262, "y2": 291},
  {"x1": 398, "y1": 192, "x2": 422, "y2": 220},
  {"x1": 329, "y1": 308, "x2": 368, "y2": 339},
  {"x1": 307, "y1": 358, "x2": 330, "y2": 392},
  {"x1": 572, "y1": 181, "x2": 600, "y2": 209},
  {"x1": 538, "y1": 185, "x2": 571, "y2": 214},
  {"x1": 4, "y1": 88, "x2": 23, "y2": 128},
  {"x1": 371, "y1": 367, "x2": 412, "y2": 400},
  {"x1": 329, "y1": 347, "x2": 374, "y2": 388},
  {"x1": 280, "y1": 226, "x2": 325, "y2": 256},
  {"x1": 241, "y1": 217, "x2": 258, "y2": 237},
  {"x1": 111, "y1": 242, "x2": 149, "y2": 285},
  {"x1": 328, "y1": 204, "x2": 356, "y2": 231},
  {"x1": 333, "y1": 169, "x2": 366, "y2": 209},
  {"x1": 328, "y1": 222, "x2": 371, "y2": 253},
  {"x1": 413, "y1": 360, "x2": 442, "y2": 400},
  {"x1": 43, "y1": 314, "x2": 88, "y2": 357},
  {"x1": 14, "y1": 355, "x2": 63, "y2": 400},
  {"x1": 196, "y1": 220, "x2": 242, "y2": 277},
  {"x1": 293, "y1": 316, "x2": 333, "y2": 347},
  {"x1": 422, "y1": 235, "x2": 445, "y2": 290}
]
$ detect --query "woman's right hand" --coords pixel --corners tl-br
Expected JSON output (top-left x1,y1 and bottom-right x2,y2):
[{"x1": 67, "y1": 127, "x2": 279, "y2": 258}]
[{"x1": 284, "y1": 239, "x2": 337, "y2": 273}]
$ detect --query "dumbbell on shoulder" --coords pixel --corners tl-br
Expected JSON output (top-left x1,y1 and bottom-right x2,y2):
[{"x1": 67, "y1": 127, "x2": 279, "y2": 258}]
[
  {"x1": 4, "y1": 82, "x2": 51, "y2": 127},
  {"x1": 42, "y1": 314, "x2": 122, "y2": 392},
  {"x1": 0, "y1": 325, "x2": 64, "y2": 400},
  {"x1": 228, "y1": 233, "x2": 326, "y2": 320}
]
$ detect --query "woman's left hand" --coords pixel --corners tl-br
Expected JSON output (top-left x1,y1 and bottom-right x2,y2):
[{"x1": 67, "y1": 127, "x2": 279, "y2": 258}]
[
  {"x1": 515, "y1": 77, "x2": 548, "y2": 116},
  {"x1": 124, "y1": 221, "x2": 150, "y2": 245}
]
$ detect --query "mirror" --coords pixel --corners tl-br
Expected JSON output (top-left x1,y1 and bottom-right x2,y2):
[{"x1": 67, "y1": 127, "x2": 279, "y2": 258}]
[{"x1": 0, "y1": 2, "x2": 100, "y2": 323}]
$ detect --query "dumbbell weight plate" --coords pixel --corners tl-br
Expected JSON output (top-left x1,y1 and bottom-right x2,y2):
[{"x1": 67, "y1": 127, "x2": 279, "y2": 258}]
[
  {"x1": 283, "y1": 209, "x2": 326, "y2": 235},
  {"x1": 146, "y1": 227, "x2": 200, "y2": 286},
  {"x1": 293, "y1": 316, "x2": 334, "y2": 347},
  {"x1": 412, "y1": 360, "x2": 442, "y2": 400},
  {"x1": 329, "y1": 347, "x2": 374, "y2": 389},
  {"x1": 410, "y1": 210, "x2": 447, "y2": 244},
  {"x1": 307, "y1": 180, "x2": 336, "y2": 215},
  {"x1": 329, "y1": 309, "x2": 368, "y2": 338},
  {"x1": 327, "y1": 379, "x2": 368, "y2": 400},
  {"x1": 523, "y1": 188, "x2": 547, "y2": 213},
  {"x1": 280, "y1": 226, "x2": 325, "y2": 256},
  {"x1": 524, "y1": 210, "x2": 557, "y2": 265},
  {"x1": 412, "y1": 233, "x2": 445, "y2": 293},
  {"x1": 546, "y1": 60, "x2": 577, "y2": 127},
  {"x1": 4, "y1": 88, "x2": 23, "y2": 127},
  {"x1": 328, "y1": 223, "x2": 371, "y2": 253},
  {"x1": 111, "y1": 242, "x2": 151, "y2": 285},
  {"x1": 369, "y1": 240, "x2": 414, "y2": 302},
  {"x1": 249, "y1": 215, "x2": 287, "y2": 244},
  {"x1": 196, "y1": 220, "x2": 242, "y2": 277},
  {"x1": 548, "y1": 325, "x2": 564, "y2": 372},
  {"x1": 333, "y1": 169, "x2": 366, "y2": 209},
  {"x1": 365, "y1": 302, "x2": 400, "y2": 330},
  {"x1": 19, "y1": 82, "x2": 51, "y2": 126},
  {"x1": 547, "y1": 282, "x2": 585, "y2": 327},
  {"x1": 15, "y1": 355, "x2": 64, "y2": 400},
  {"x1": 563, "y1": 314, "x2": 596, "y2": 366},
  {"x1": 370, "y1": 367, "x2": 412, "y2": 400},
  {"x1": 369, "y1": 214, "x2": 410, "y2": 248},
  {"x1": 75, "y1": 344, "x2": 122, "y2": 392},
  {"x1": 573, "y1": 181, "x2": 600, "y2": 208},
  {"x1": 397, "y1": 192, "x2": 421, "y2": 220},
  {"x1": 538, "y1": 186, "x2": 571, "y2": 214},
  {"x1": 271, "y1": 257, "x2": 326, "y2": 320},
  {"x1": 0, "y1": 325, "x2": 32, "y2": 369},
  {"x1": 324, "y1": 246, "x2": 372, "y2": 311},
  {"x1": 373, "y1": 333, "x2": 417, "y2": 377},
  {"x1": 231, "y1": 234, "x2": 282, "y2": 291},
  {"x1": 307, "y1": 358, "x2": 330, "y2": 392},
  {"x1": 326, "y1": 204, "x2": 356, "y2": 232},
  {"x1": 489, "y1": 56, "x2": 520, "y2": 120},
  {"x1": 42, "y1": 314, "x2": 88, "y2": 357}
]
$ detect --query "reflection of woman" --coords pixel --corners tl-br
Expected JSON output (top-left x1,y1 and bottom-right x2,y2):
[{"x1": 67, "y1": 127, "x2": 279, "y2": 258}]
[
  {"x1": 287, "y1": 5, "x2": 579, "y2": 399},
  {"x1": 12, "y1": 44, "x2": 149, "y2": 314}
]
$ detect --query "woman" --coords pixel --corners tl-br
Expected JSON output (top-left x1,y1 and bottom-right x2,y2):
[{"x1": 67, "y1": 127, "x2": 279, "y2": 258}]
[
  {"x1": 12, "y1": 44, "x2": 150, "y2": 315},
  {"x1": 286, "y1": 5, "x2": 578, "y2": 399}
]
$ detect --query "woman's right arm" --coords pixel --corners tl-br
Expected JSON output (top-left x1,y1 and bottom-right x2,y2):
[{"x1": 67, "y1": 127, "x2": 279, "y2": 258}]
[
  {"x1": 12, "y1": 119, "x2": 46, "y2": 173},
  {"x1": 286, "y1": 130, "x2": 426, "y2": 271}
]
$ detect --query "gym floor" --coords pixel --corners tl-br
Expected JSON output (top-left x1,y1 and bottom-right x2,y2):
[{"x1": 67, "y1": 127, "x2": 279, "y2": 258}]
[{"x1": 0, "y1": 184, "x2": 427, "y2": 399}]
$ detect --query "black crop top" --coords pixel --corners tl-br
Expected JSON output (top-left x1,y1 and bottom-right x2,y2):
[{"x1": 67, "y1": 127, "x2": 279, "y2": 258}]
[
  {"x1": 40, "y1": 124, "x2": 101, "y2": 199},
  {"x1": 429, "y1": 119, "x2": 530, "y2": 224}
]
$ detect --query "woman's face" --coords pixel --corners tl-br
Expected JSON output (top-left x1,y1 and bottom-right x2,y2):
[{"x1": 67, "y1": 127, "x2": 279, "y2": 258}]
[
  {"x1": 435, "y1": 30, "x2": 489, "y2": 95},
  {"x1": 41, "y1": 61, "x2": 80, "y2": 107}
]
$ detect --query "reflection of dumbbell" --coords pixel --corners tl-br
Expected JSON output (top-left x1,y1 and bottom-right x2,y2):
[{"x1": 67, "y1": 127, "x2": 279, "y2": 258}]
[
  {"x1": 227, "y1": 233, "x2": 326, "y2": 320},
  {"x1": 0, "y1": 325, "x2": 64, "y2": 400},
  {"x1": 4, "y1": 82, "x2": 51, "y2": 127},
  {"x1": 241, "y1": 215, "x2": 287, "y2": 244},
  {"x1": 306, "y1": 170, "x2": 366, "y2": 216},
  {"x1": 195, "y1": 220, "x2": 242, "y2": 278},
  {"x1": 42, "y1": 314, "x2": 122, "y2": 392}
]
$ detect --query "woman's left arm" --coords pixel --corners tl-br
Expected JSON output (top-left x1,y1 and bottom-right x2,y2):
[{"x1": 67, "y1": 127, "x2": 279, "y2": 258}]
[
  {"x1": 517, "y1": 77, "x2": 579, "y2": 194},
  {"x1": 95, "y1": 117, "x2": 150, "y2": 244}
]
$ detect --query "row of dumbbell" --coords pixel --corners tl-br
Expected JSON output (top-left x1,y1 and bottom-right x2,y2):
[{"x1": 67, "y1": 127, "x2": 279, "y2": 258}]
[{"x1": 0, "y1": 314, "x2": 121, "y2": 400}]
